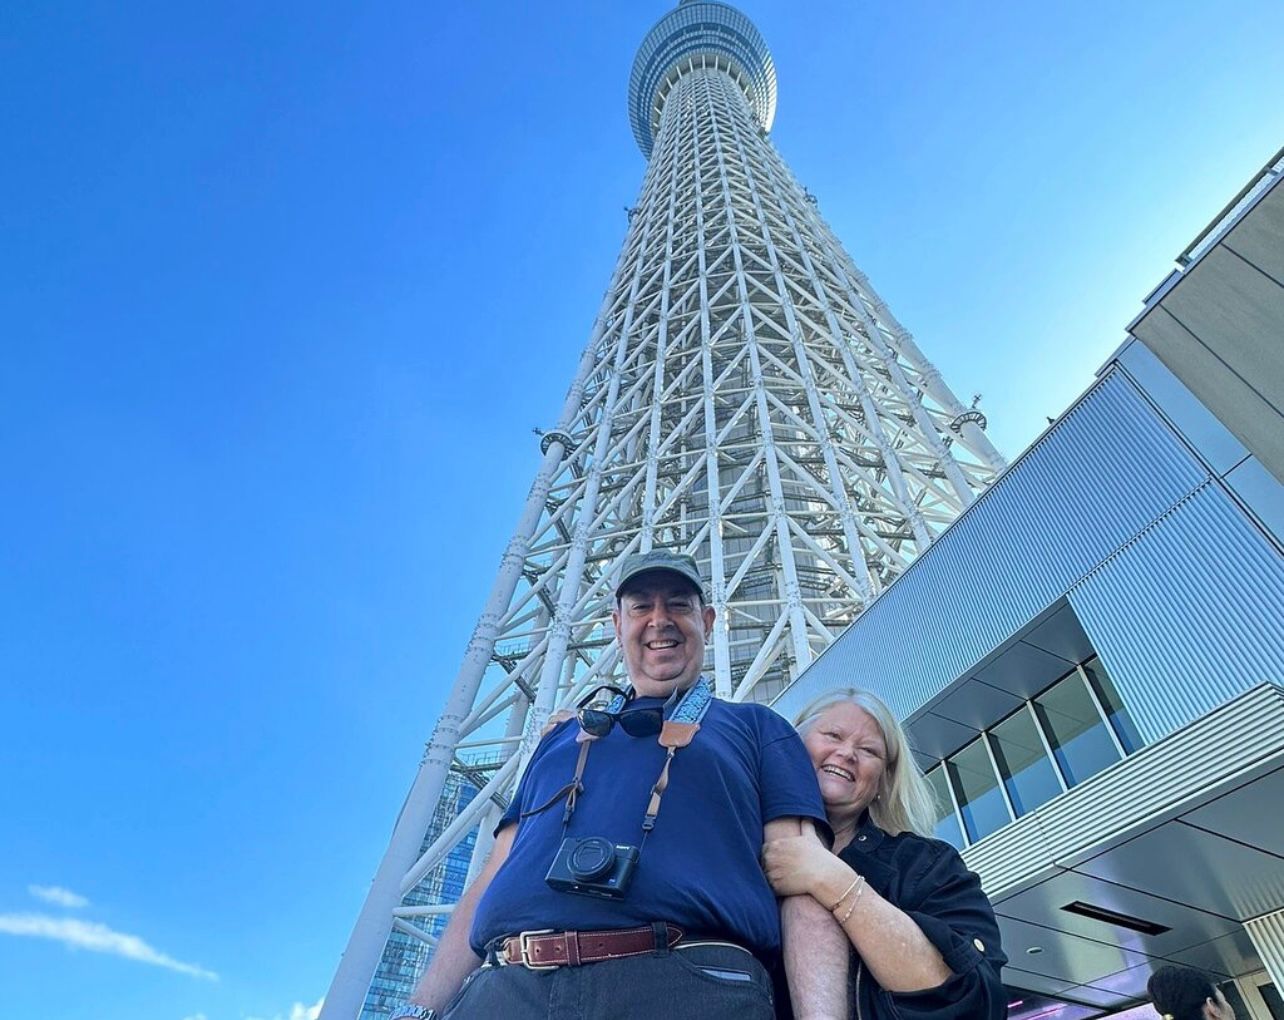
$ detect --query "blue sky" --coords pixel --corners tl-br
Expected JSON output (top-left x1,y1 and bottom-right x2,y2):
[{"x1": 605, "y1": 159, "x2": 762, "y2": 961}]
[{"x1": 1, "y1": 2, "x2": 1280, "y2": 1018}]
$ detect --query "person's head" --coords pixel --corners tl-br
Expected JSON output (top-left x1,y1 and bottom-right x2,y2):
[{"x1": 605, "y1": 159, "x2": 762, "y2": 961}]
[
  {"x1": 1147, "y1": 966, "x2": 1236, "y2": 1020},
  {"x1": 794, "y1": 688, "x2": 937, "y2": 838},
  {"x1": 612, "y1": 549, "x2": 715, "y2": 698}
]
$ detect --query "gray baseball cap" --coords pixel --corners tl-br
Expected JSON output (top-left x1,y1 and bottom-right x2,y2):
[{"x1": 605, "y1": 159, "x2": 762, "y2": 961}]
[{"x1": 614, "y1": 549, "x2": 705, "y2": 598}]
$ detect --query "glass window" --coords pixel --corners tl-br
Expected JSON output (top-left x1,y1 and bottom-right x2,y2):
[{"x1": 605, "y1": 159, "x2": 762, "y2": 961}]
[
  {"x1": 1082, "y1": 656, "x2": 1143, "y2": 753},
  {"x1": 1033, "y1": 672, "x2": 1122, "y2": 786},
  {"x1": 989, "y1": 707, "x2": 1063, "y2": 816},
  {"x1": 1219, "y1": 982, "x2": 1253, "y2": 1020},
  {"x1": 946, "y1": 738, "x2": 1011, "y2": 843},
  {"x1": 924, "y1": 766, "x2": 965, "y2": 849},
  {"x1": 1258, "y1": 981, "x2": 1284, "y2": 1020}
]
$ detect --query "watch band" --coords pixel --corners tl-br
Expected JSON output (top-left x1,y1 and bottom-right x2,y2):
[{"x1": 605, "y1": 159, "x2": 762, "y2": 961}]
[{"x1": 389, "y1": 1006, "x2": 436, "y2": 1020}]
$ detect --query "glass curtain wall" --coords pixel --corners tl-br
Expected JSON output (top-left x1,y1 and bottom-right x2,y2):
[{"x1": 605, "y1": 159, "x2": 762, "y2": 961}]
[
  {"x1": 922, "y1": 658, "x2": 1142, "y2": 849},
  {"x1": 1082, "y1": 657, "x2": 1143, "y2": 753},
  {"x1": 989, "y1": 706, "x2": 1064, "y2": 814},
  {"x1": 924, "y1": 766, "x2": 965, "y2": 847},
  {"x1": 946, "y1": 739, "x2": 1011, "y2": 843}
]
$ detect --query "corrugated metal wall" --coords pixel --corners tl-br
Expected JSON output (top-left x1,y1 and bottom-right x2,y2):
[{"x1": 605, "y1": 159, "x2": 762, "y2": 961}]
[
  {"x1": 1244, "y1": 908, "x2": 1284, "y2": 992},
  {"x1": 774, "y1": 366, "x2": 1284, "y2": 735},
  {"x1": 1070, "y1": 479, "x2": 1284, "y2": 743}
]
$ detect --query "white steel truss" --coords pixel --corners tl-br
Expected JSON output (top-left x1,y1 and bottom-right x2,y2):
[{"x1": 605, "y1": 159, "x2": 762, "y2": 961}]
[{"x1": 322, "y1": 7, "x2": 1004, "y2": 1017}]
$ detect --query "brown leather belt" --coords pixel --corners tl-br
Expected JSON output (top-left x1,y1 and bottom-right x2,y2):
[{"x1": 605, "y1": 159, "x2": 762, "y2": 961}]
[{"x1": 495, "y1": 923, "x2": 683, "y2": 970}]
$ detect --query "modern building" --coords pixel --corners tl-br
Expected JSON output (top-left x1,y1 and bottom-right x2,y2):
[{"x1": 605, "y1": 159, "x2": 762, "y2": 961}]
[
  {"x1": 321, "y1": 2, "x2": 1006, "y2": 1014},
  {"x1": 775, "y1": 151, "x2": 1284, "y2": 1019},
  {"x1": 357, "y1": 767, "x2": 491, "y2": 1019},
  {"x1": 1129, "y1": 148, "x2": 1284, "y2": 487}
]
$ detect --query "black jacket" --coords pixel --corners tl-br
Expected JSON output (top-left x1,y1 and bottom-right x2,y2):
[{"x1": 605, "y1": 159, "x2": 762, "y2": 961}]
[{"x1": 839, "y1": 817, "x2": 1007, "y2": 1020}]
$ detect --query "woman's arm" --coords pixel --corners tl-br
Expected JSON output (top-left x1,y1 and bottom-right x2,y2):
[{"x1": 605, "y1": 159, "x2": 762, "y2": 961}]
[
  {"x1": 763, "y1": 833, "x2": 948, "y2": 992},
  {"x1": 764, "y1": 833, "x2": 1007, "y2": 1017},
  {"x1": 870, "y1": 844, "x2": 1007, "y2": 1018}
]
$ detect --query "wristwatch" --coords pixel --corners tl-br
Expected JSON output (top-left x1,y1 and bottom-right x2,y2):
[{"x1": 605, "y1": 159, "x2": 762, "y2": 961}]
[{"x1": 389, "y1": 1006, "x2": 437, "y2": 1020}]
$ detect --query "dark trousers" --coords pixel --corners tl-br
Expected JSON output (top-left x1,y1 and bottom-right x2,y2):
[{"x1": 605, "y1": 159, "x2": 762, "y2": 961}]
[{"x1": 441, "y1": 941, "x2": 776, "y2": 1019}]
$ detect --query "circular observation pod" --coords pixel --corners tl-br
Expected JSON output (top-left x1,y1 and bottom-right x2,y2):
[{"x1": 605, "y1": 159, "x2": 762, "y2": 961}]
[
  {"x1": 539, "y1": 429, "x2": 577, "y2": 456},
  {"x1": 628, "y1": 1, "x2": 777, "y2": 158},
  {"x1": 948, "y1": 410, "x2": 988, "y2": 433}
]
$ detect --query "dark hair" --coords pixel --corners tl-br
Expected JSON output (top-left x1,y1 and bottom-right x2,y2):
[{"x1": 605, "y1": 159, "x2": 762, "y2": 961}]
[{"x1": 1147, "y1": 966, "x2": 1218, "y2": 1020}]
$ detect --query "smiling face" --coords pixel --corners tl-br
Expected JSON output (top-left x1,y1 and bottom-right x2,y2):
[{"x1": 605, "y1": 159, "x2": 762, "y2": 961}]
[
  {"x1": 612, "y1": 570, "x2": 715, "y2": 697},
  {"x1": 802, "y1": 702, "x2": 889, "y2": 831}
]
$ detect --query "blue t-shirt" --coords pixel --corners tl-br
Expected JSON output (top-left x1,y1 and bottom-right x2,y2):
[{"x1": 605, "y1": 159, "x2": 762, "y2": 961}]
[{"x1": 469, "y1": 693, "x2": 827, "y2": 959}]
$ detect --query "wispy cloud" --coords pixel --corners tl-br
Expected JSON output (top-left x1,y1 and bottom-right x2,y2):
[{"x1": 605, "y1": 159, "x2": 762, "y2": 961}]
[
  {"x1": 0, "y1": 913, "x2": 217, "y2": 980},
  {"x1": 181, "y1": 1014, "x2": 208, "y2": 1020},
  {"x1": 28, "y1": 884, "x2": 90, "y2": 909},
  {"x1": 245, "y1": 997, "x2": 323, "y2": 1020}
]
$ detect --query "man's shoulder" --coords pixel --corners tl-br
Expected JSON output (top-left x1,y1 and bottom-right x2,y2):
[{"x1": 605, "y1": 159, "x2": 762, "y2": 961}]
[
  {"x1": 700, "y1": 699, "x2": 810, "y2": 761},
  {"x1": 708, "y1": 697, "x2": 798, "y2": 736},
  {"x1": 524, "y1": 717, "x2": 580, "y2": 770}
]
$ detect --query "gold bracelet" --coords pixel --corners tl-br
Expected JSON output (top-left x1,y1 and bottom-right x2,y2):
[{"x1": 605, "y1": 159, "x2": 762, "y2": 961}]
[
  {"x1": 837, "y1": 874, "x2": 866, "y2": 924},
  {"x1": 827, "y1": 875, "x2": 860, "y2": 913}
]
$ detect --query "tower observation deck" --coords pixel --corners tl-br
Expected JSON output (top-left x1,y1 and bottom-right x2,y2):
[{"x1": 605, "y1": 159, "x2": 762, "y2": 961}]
[
  {"x1": 629, "y1": 1, "x2": 777, "y2": 158},
  {"x1": 322, "y1": 4, "x2": 1005, "y2": 1016}
]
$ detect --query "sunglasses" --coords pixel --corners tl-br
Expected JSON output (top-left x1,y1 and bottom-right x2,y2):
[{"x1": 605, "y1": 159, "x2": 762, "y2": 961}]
[{"x1": 576, "y1": 684, "x2": 664, "y2": 738}]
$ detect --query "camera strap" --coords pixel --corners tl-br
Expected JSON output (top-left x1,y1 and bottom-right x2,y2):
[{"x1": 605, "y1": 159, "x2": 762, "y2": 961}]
[
  {"x1": 519, "y1": 739, "x2": 592, "y2": 823},
  {"x1": 642, "y1": 718, "x2": 698, "y2": 831},
  {"x1": 539, "y1": 676, "x2": 714, "y2": 838}
]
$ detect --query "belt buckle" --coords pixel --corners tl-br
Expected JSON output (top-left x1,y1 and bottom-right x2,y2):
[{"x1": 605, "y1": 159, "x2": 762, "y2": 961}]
[{"x1": 516, "y1": 929, "x2": 558, "y2": 970}]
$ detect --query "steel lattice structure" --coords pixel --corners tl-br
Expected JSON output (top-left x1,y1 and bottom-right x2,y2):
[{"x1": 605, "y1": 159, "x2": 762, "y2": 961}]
[{"x1": 322, "y1": 4, "x2": 1004, "y2": 1016}]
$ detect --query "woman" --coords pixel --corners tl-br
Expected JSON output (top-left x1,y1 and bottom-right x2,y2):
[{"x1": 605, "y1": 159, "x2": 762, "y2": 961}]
[
  {"x1": 762, "y1": 689, "x2": 1007, "y2": 1019},
  {"x1": 1147, "y1": 966, "x2": 1237, "y2": 1020}
]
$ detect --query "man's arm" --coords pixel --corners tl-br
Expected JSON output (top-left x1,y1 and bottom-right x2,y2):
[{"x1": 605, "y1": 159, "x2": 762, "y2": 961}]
[
  {"x1": 769, "y1": 817, "x2": 848, "y2": 1020},
  {"x1": 406, "y1": 823, "x2": 516, "y2": 1010}
]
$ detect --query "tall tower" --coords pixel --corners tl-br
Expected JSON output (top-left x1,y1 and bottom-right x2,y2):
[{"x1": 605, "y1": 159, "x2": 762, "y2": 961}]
[{"x1": 322, "y1": 3, "x2": 1004, "y2": 1015}]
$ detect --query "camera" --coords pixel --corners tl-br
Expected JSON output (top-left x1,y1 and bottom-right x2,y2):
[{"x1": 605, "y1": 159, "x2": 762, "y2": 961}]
[{"x1": 545, "y1": 836, "x2": 640, "y2": 899}]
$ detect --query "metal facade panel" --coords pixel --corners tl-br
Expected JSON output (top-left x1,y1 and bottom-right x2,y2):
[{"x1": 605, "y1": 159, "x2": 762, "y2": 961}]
[
  {"x1": 1227, "y1": 179, "x2": 1284, "y2": 282},
  {"x1": 1116, "y1": 340, "x2": 1249, "y2": 476},
  {"x1": 1131, "y1": 167, "x2": 1284, "y2": 487},
  {"x1": 1068, "y1": 480, "x2": 1284, "y2": 743},
  {"x1": 775, "y1": 369, "x2": 1208, "y2": 721},
  {"x1": 1181, "y1": 767, "x2": 1284, "y2": 857},
  {"x1": 1074, "y1": 819, "x2": 1284, "y2": 922},
  {"x1": 961, "y1": 685, "x2": 1284, "y2": 897},
  {"x1": 1244, "y1": 910, "x2": 1284, "y2": 990}
]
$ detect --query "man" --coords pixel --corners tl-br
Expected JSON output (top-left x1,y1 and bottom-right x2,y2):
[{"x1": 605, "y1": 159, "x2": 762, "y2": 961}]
[{"x1": 393, "y1": 550, "x2": 847, "y2": 1019}]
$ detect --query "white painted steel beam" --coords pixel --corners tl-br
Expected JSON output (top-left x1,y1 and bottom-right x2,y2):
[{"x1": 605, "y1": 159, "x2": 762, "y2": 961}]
[{"x1": 324, "y1": 7, "x2": 1000, "y2": 1015}]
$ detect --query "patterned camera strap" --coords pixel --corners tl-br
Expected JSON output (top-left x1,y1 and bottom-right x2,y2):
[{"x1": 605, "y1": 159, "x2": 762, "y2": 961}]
[
  {"x1": 561, "y1": 675, "x2": 714, "y2": 834},
  {"x1": 591, "y1": 673, "x2": 713, "y2": 728},
  {"x1": 643, "y1": 675, "x2": 713, "y2": 833}
]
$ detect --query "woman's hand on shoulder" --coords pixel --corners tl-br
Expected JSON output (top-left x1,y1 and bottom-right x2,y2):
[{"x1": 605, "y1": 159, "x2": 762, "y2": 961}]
[
  {"x1": 762, "y1": 822, "x2": 850, "y2": 899},
  {"x1": 540, "y1": 709, "x2": 576, "y2": 737}
]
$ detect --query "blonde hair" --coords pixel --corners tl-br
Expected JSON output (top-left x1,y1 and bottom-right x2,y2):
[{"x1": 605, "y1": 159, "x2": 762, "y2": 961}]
[{"x1": 794, "y1": 687, "x2": 938, "y2": 838}]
